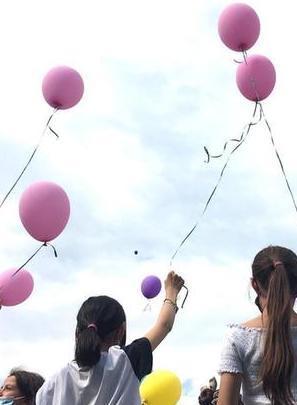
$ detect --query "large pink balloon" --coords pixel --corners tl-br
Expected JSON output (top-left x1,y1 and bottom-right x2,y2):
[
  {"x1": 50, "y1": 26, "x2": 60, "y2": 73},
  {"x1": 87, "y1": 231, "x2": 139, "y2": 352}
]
[
  {"x1": 19, "y1": 181, "x2": 70, "y2": 242},
  {"x1": 218, "y1": 3, "x2": 260, "y2": 51},
  {"x1": 236, "y1": 54, "x2": 276, "y2": 101},
  {"x1": 0, "y1": 268, "x2": 34, "y2": 306},
  {"x1": 42, "y1": 66, "x2": 84, "y2": 109}
]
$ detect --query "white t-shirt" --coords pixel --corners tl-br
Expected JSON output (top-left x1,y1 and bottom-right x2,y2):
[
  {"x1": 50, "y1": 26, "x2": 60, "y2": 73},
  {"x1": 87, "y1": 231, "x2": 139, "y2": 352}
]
[
  {"x1": 36, "y1": 338, "x2": 152, "y2": 405},
  {"x1": 218, "y1": 324, "x2": 297, "y2": 405}
]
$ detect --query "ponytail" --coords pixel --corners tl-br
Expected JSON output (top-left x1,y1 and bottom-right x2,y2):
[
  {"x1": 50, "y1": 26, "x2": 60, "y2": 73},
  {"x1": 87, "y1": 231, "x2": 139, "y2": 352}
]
[
  {"x1": 75, "y1": 327, "x2": 102, "y2": 368},
  {"x1": 260, "y1": 262, "x2": 295, "y2": 405},
  {"x1": 74, "y1": 296, "x2": 126, "y2": 368}
]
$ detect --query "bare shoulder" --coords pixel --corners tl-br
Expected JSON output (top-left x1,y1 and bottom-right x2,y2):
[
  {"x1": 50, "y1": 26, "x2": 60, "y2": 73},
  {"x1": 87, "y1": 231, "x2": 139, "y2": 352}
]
[
  {"x1": 241, "y1": 316, "x2": 263, "y2": 328},
  {"x1": 241, "y1": 312, "x2": 297, "y2": 328}
]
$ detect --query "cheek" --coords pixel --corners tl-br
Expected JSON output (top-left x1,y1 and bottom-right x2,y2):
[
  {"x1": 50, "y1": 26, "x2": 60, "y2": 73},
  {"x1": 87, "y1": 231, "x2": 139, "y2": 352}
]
[{"x1": 5, "y1": 388, "x2": 21, "y2": 397}]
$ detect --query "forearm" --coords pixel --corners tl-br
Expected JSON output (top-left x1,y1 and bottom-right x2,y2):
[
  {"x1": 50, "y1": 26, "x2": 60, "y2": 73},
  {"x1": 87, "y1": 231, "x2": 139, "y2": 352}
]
[
  {"x1": 144, "y1": 271, "x2": 184, "y2": 351},
  {"x1": 145, "y1": 290, "x2": 179, "y2": 350},
  {"x1": 157, "y1": 296, "x2": 178, "y2": 331}
]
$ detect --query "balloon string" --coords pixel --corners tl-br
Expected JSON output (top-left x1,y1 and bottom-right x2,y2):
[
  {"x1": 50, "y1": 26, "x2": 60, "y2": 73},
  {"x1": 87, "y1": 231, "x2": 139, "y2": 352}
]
[
  {"x1": 170, "y1": 102, "x2": 261, "y2": 264},
  {"x1": 259, "y1": 103, "x2": 297, "y2": 213},
  {"x1": 233, "y1": 50, "x2": 248, "y2": 64},
  {"x1": 143, "y1": 301, "x2": 152, "y2": 312},
  {"x1": 11, "y1": 241, "x2": 58, "y2": 277},
  {"x1": 0, "y1": 242, "x2": 58, "y2": 306},
  {"x1": 169, "y1": 50, "x2": 297, "y2": 300},
  {"x1": 204, "y1": 101, "x2": 261, "y2": 163},
  {"x1": 0, "y1": 108, "x2": 59, "y2": 209},
  {"x1": 181, "y1": 285, "x2": 189, "y2": 308},
  {"x1": 241, "y1": 50, "x2": 297, "y2": 213}
]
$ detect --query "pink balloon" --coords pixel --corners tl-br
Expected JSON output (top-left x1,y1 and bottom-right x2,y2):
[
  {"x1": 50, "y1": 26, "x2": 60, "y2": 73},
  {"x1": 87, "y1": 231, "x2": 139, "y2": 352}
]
[
  {"x1": 42, "y1": 66, "x2": 84, "y2": 109},
  {"x1": 236, "y1": 54, "x2": 276, "y2": 101},
  {"x1": 0, "y1": 268, "x2": 34, "y2": 306},
  {"x1": 218, "y1": 3, "x2": 260, "y2": 51},
  {"x1": 19, "y1": 181, "x2": 70, "y2": 242}
]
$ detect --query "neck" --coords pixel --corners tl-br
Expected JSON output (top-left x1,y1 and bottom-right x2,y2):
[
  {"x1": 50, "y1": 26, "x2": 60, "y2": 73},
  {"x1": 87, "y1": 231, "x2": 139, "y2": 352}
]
[
  {"x1": 101, "y1": 340, "x2": 120, "y2": 351},
  {"x1": 259, "y1": 307, "x2": 297, "y2": 326}
]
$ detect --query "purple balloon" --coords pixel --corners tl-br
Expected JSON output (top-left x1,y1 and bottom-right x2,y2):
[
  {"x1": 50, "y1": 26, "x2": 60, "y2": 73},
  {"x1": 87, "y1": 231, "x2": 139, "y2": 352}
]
[
  {"x1": 42, "y1": 66, "x2": 84, "y2": 110},
  {"x1": 218, "y1": 3, "x2": 260, "y2": 51},
  {"x1": 236, "y1": 54, "x2": 276, "y2": 101},
  {"x1": 141, "y1": 275, "x2": 162, "y2": 299}
]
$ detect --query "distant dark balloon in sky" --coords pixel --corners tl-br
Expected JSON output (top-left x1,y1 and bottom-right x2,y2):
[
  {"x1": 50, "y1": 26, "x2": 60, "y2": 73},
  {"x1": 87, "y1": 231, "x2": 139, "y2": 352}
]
[{"x1": 134, "y1": 250, "x2": 138, "y2": 255}]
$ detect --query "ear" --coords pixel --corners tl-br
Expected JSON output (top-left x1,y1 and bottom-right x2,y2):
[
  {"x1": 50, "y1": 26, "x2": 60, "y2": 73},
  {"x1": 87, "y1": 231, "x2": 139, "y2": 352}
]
[
  {"x1": 251, "y1": 278, "x2": 259, "y2": 294},
  {"x1": 115, "y1": 322, "x2": 126, "y2": 346}
]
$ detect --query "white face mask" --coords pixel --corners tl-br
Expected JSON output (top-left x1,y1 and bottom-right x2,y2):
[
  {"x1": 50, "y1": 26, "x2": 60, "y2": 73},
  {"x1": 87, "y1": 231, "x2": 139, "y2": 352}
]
[{"x1": 0, "y1": 396, "x2": 25, "y2": 404}]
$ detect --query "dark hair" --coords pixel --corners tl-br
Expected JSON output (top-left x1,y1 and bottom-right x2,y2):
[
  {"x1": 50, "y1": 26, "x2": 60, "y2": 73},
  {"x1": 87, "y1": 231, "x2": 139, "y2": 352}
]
[
  {"x1": 9, "y1": 369, "x2": 44, "y2": 405},
  {"x1": 198, "y1": 377, "x2": 217, "y2": 405},
  {"x1": 75, "y1": 295, "x2": 126, "y2": 368},
  {"x1": 199, "y1": 388, "x2": 215, "y2": 405},
  {"x1": 252, "y1": 245, "x2": 297, "y2": 405}
]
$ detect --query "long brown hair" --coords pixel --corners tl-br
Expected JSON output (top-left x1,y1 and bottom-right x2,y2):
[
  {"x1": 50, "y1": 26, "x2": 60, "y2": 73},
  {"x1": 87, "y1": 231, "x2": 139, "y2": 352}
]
[
  {"x1": 252, "y1": 245, "x2": 297, "y2": 405},
  {"x1": 9, "y1": 368, "x2": 44, "y2": 405}
]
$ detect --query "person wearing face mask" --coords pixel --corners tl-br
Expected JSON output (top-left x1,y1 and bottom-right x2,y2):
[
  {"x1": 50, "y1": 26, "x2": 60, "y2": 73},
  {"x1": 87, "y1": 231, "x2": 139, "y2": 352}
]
[{"x1": 0, "y1": 369, "x2": 44, "y2": 405}]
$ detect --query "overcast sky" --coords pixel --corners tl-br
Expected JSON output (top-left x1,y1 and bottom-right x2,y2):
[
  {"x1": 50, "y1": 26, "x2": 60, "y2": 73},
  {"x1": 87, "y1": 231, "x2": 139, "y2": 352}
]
[{"x1": 1, "y1": 0, "x2": 297, "y2": 403}]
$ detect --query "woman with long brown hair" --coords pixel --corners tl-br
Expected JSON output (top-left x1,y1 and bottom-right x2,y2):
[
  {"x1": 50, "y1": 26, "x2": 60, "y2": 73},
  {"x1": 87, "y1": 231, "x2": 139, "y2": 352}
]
[
  {"x1": 0, "y1": 369, "x2": 44, "y2": 405},
  {"x1": 218, "y1": 245, "x2": 297, "y2": 405}
]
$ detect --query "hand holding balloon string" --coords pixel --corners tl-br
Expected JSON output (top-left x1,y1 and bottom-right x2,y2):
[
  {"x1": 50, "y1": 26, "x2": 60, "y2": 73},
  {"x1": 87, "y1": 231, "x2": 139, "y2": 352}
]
[
  {"x1": 164, "y1": 271, "x2": 187, "y2": 311},
  {"x1": 141, "y1": 272, "x2": 188, "y2": 310}
]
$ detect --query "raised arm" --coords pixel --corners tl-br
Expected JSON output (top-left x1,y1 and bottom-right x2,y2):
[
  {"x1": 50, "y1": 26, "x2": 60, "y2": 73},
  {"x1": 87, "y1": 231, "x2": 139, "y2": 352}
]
[{"x1": 144, "y1": 271, "x2": 184, "y2": 351}]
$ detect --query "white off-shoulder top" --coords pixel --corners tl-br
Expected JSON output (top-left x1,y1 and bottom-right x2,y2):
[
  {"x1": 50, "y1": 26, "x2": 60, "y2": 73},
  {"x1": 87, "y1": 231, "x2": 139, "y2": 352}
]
[{"x1": 218, "y1": 324, "x2": 297, "y2": 405}]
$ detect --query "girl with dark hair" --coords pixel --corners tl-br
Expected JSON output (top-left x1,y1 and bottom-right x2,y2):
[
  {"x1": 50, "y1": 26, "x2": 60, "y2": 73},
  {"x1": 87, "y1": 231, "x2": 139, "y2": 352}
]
[
  {"x1": 218, "y1": 245, "x2": 297, "y2": 405},
  {"x1": 0, "y1": 369, "x2": 44, "y2": 405},
  {"x1": 36, "y1": 270, "x2": 184, "y2": 405}
]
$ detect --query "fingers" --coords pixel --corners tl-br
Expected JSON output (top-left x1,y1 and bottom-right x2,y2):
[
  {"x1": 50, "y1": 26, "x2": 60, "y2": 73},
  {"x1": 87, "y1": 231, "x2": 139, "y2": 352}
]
[
  {"x1": 176, "y1": 275, "x2": 184, "y2": 287},
  {"x1": 175, "y1": 275, "x2": 185, "y2": 290},
  {"x1": 164, "y1": 270, "x2": 174, "y2": 283},
  {"x1": 172, "y1": 271, "x2": 184, "y2": 284},
  {"x1": 165, "y1": 271, "x2": 184, "y2": 287}
]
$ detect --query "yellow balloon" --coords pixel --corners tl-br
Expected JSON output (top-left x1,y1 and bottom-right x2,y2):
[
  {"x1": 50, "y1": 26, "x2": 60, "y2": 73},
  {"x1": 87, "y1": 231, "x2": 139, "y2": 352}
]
[{"x1": 140, "y1": 369, "x2": 182, "y2": 405}]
